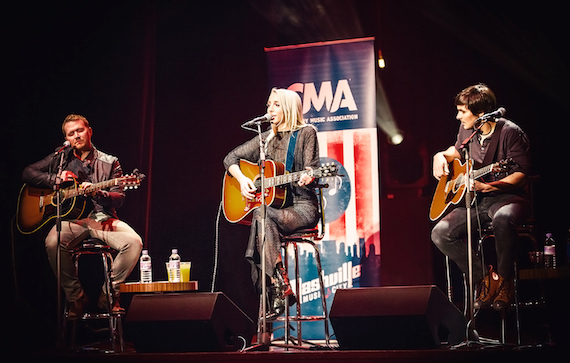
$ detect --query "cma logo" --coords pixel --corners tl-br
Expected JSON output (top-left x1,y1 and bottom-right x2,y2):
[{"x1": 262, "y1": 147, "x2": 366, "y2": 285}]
[{"x1": 287, "y1": 80, "x2": 357, "y2": 114}]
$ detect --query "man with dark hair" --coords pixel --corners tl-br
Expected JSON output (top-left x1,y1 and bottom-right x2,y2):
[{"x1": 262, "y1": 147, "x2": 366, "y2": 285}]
[{"x1": 431, "y1": 84, "x2": 531, "y2": 311}]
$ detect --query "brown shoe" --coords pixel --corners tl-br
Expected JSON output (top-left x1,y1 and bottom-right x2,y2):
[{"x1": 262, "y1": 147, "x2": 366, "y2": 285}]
[
  {"x1": 111, "y1": 297, "x2": 125, "y2": 314},
  {"x1": 97, "y1": 291, "x2": 125, "y2": 314},
  {"x1": 492, "y1": 277, "x2": 514, "y2": 311},
  {"x1": 68, "y1": 294, "x2": 88, "y2": 320},
  {"x1": 474, "y1": 266, "x2": 501, "y2": 310}
]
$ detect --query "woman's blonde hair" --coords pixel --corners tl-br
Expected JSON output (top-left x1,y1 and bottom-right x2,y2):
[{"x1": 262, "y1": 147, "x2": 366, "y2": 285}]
[{"x1": 270, "y1": 88, "x2": 305, "y2": 131}]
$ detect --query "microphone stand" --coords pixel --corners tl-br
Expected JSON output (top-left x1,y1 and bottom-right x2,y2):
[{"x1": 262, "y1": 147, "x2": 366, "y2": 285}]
[
  {"x1": 53, "y1": 151, "x2": 66, "y2": 349},
  {"x1": 456, "y1": 117, "x2": 491, "y2": 346},
  {"x1": 241, "y1": 119, "x2": 313, "y2": 351},
  {"x1": 241, "y1": 120, "x2": 271, "y2": 348}
]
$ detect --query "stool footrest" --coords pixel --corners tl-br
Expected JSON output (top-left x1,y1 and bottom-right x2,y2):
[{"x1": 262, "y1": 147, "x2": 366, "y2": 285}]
[
  {"x1": 80, "y1": 312, "x2": 123, "y2": 320},
  {"x1": 273, "y1": 315, "x2": 327, "y2": 322}
]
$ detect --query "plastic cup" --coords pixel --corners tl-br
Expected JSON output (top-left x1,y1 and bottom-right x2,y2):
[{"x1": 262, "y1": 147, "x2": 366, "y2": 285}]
[
  {"x1": 180, "y1": 262, "x2": 191, "y2": 282},
  {"x1": 165, "y1": 262, "x2": 180, "y2": 282},
  {"x1": 528, "y1": 251, "x2": 543, "y2": 268}
]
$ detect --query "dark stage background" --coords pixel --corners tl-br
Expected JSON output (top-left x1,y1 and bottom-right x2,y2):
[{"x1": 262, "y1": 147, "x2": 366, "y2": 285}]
[{"x1": 1, "y1": 0, "x2": 568, "y2": 351}]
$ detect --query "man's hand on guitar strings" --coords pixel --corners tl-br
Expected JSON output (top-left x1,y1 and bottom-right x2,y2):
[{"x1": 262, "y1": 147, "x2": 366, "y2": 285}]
[
  {"x1": 60, "y1": 170, "x2": 78, "y2": 183},
  {"x1": 432, "y1": 152, "x2": 450, "y2": 180}
]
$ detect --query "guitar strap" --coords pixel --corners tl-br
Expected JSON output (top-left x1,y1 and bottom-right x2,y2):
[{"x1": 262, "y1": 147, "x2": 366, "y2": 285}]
[
  {"x1": 285, "y1": 129, "x2": 299, "y2": 173},
  {"x1": 479, "y1": 119, "x2": 504, "y2": 168}
]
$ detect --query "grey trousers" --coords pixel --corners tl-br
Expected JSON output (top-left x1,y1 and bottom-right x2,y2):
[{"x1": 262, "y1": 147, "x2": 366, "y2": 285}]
[{"x1": 45, "y1": 213, "x2": 142, "y2": 303}]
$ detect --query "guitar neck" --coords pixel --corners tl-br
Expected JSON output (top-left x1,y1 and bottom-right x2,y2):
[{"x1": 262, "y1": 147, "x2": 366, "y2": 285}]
[
  {"x1": 64, "y1": 178, "x2": 119, "y2": 199},
  {"x1": 473, "y1": 162, "x2": 496, "y2": 180},
  {"x1": 255, "y1": 170, "x2": 308, "y2": 188}
]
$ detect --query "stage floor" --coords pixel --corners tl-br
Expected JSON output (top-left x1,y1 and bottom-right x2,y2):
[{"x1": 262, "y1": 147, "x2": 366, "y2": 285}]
[{"x1": 29, "y1": 342, "x2": 564, "y2": 363}]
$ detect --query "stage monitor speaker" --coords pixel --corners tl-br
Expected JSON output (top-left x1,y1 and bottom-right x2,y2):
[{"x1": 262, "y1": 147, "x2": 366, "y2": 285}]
[
  {"x1": 330, "y1": 285, "x2": 466, "y2": 350},
  {"x1": 126, "y1": 292, "x2": 255, "y2": 352}
]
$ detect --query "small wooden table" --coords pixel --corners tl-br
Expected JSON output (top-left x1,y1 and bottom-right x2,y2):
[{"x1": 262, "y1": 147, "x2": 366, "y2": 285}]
[
  {"x1": 519, "y1": 266, "x2": 570, "y2": 280},
  {"x1": 119, "y1": 281, "x2": 198, "y2": 293}
]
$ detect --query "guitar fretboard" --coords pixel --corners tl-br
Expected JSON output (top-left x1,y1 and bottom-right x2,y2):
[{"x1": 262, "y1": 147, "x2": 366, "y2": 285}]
[
  {"x1": 448, "y1": 162, "x2": 497, "y2": 190},
  {"x1": 63, "y1": 179, "x2": 119, "y2": 199},
  {"x1": 253, "y1": 164, "x2": 336, "y2": 189},
  {"x1": 473, "y1": 163, "x2": 495, "y2": 179},
  {"x1": 61, "y1": 175, "x2": 142, "y2": 200},
  {"x1": 255, "y1": 170, "x2": 310, "y2": 188}
]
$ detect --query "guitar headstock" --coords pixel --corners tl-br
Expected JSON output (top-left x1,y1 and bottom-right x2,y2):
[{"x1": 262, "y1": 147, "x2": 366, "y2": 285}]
[
  {"x1": 492, "y1": 158, "x2": 514, "y2": 173},
  {"x1": 120, "y1": 169, "x2": 146, "y2": 190},
  {"x1": 316, "y1": 162, "x2": 338, "y2": 178}
]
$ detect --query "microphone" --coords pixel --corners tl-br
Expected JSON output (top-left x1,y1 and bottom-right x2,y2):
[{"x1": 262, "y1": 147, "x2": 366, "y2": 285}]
[
  {"x1": 477, "y1": 107, "x2": 506, "y2": 121},
  {"x1": 54, "y1": 140, "x2": 71, "y2": 154},
  {"x1": 242, "y1": 113, "x2": 272, "y2": 127}
]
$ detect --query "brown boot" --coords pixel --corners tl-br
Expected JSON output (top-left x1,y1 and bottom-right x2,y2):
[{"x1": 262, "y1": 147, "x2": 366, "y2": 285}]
[
  {"x1": 492, "y1": 276, "x2": 514, "y2": 311},
  {"x1": 474, "y1": 266, "x2": 501, "y2": 310}
]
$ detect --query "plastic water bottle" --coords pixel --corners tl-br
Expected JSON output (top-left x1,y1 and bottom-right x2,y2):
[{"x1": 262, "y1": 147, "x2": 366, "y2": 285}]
[
  {"x1": 140, "y1": 250, "x2": 152, "y2": 283},
  {"x1": 168, "y1": 249, "x2": 181, "y2": 282},
  {"x1": 543, "y1": 233, "x2": 556, "y2": 269}
]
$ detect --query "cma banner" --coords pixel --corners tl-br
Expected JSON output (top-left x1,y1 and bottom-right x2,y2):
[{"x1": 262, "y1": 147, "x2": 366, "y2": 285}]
[{"x1": 266, "y1": 38, "x2": 381, "y2": 340}]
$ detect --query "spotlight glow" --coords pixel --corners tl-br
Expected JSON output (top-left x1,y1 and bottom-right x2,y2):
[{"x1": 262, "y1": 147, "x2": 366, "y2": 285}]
[{"x1": 390, "y1": 133, "x2": 404, "y2": 145}]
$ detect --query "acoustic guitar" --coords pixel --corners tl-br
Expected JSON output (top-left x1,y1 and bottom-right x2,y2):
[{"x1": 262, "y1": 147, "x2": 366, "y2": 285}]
[
  {"x1": 222, "y1": 159, "x2": 337, "y2": 225},
  {"x1": 429, "y1": 158, "x2": 512, "y2": 221},
  {"x1": 16, "y1": 169, "x2": 144, "y2": 234}
]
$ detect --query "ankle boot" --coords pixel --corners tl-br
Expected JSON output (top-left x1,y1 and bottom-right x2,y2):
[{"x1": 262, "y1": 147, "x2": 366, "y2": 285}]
[
  {"x1": 265, "y1": 285, "x2": 285, "y2": 320},
  {"x1": 474, "y1": 266, "x2": 500, "y2": 310},
  {"x1": 492, "y1": 276, "x2": 513, "y2": 311},
  {"x1": 275, "y1": 262, "x2": 297, "y2": 305}
]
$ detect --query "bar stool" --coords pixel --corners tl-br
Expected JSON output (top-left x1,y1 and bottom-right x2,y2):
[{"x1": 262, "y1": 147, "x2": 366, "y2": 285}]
[
  {"x1": 444, "y1": 177, "x2": 541, "y2": 345},
  {"x1": 444, "y1": 220, "x2": 537, "y2": 346},
  {"x1": 477, "y1": 221, "x2": 538, "y2": 345},
  {"x1": 63, "y1": 238, "x2": 124, "y2": 352},
  {"x1": 272, "y1": 186, "x2": 330, "y2": 347}
]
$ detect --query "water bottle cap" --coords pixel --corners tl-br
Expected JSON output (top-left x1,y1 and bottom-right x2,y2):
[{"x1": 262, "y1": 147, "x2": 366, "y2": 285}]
[
  {"x1": 172, "y1": 249, "x2": 178, "y2": 254},
  {"x1": 142, "y1": 250, "x2": 148, "y2": 255},
  {"x1": 546, "y1": 233, "x2": 552, "y2": 238}
]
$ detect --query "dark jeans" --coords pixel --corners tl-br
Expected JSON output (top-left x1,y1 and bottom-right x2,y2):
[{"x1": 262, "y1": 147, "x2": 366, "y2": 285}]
[{"x1": 431, "y1": 193, "x2": 531, "y2": 282}]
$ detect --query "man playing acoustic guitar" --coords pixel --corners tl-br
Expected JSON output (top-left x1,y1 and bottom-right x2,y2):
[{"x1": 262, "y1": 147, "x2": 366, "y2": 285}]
[
  {"x1": 21, "y1": 114, "x2": 143, "y2": 318},
  {"x1": 431, "y1": 84, "x2": 531, "y2": 311}
]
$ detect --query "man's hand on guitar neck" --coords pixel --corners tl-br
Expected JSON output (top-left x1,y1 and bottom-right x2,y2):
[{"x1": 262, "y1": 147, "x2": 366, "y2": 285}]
[{"x1": 474, "y1": 172, "x2": 527, "y2": 194}]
